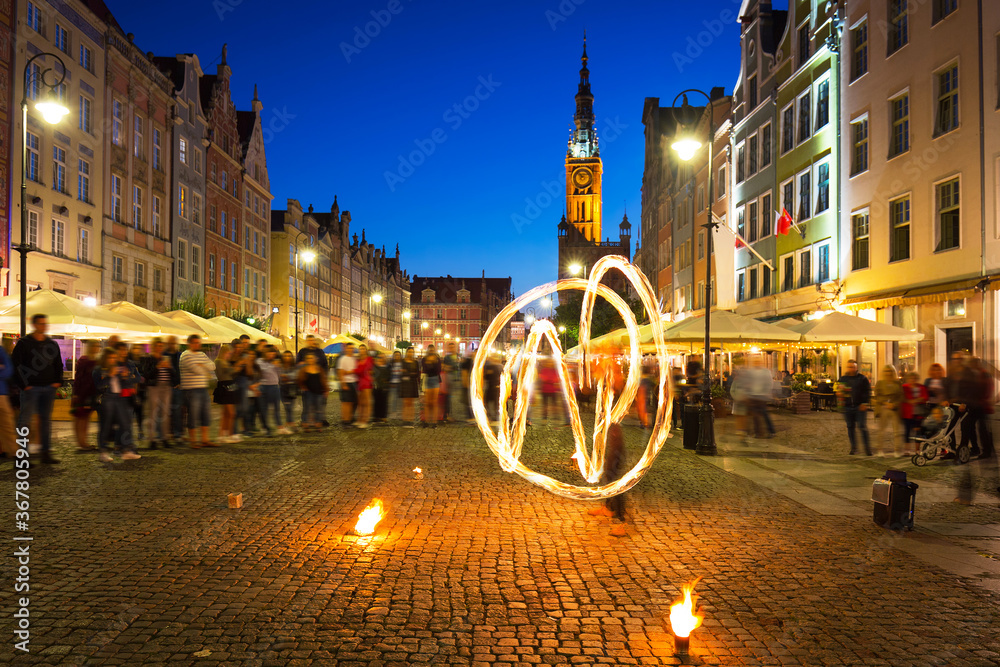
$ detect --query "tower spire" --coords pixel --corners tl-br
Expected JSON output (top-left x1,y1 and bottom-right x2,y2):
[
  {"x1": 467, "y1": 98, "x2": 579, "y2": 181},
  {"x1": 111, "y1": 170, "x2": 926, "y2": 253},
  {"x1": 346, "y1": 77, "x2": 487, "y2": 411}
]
[{"x1": 569, "y1": 31, "x2": 598, "y2": 159}]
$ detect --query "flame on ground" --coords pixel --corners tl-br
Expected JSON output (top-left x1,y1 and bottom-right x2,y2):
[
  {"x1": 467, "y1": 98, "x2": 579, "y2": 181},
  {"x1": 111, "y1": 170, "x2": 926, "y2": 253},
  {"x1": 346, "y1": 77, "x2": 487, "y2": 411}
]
[
  {"x1": 669, "y1": 581, "x2": 703, "y2": 638},
  {"x1": 354, "y1": 499, "x2": 384, "y2": 536},
  {"x1": 413, "y1": 467, "x2": 422, "y2": 474}
]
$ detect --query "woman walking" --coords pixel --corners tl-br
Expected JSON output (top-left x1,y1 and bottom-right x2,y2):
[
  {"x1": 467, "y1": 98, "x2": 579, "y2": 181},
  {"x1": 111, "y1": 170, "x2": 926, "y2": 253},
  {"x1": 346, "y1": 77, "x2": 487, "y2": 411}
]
[
  {"x1": 901, "y1": 371, "x2": 928, "y2": 455},
  {"x1": 421, "y1": 344, "x2": 442, "y2": 427},
  {"x1": 873, "y1": 365, "x2": 904, "y2": 457},
  {"x1": 214, "y1": 345, "x2": 239, "y2": 443},
  {"x1": 400, "y1": 347, "x2": 420, "y2": 427},
  {"x1": 279, "y1": 351, "x2": 299, "y2": 428},
  {"x1": 298, "y1": 355, "x2": 327, "y2": 431},
  {"x1": 257, "y1": 346, "x2": 288, "y2": 435},
  {"x1": 71, "y1": 341, "x2": 101, "y2": 451},
  {"x1": 389, "y1": 350, "x2": 403, "y2": 422},
  {"x1": 355, "y1": 344, "x2": 373, "y2": 428},
  {"x1": 924, "y1": 362, "x2": 948, "y2": 407},
  {"x1": 93, "y1": 347, "x2": 141, "y2": 462},
  {"x1": 372, "y1": 352, "x2": 390, "y2": 424}
]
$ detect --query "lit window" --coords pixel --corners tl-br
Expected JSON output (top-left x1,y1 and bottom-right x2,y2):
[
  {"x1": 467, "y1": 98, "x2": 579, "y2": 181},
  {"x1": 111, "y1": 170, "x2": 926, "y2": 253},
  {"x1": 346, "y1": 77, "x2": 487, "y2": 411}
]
[
  {"x1": 52, "y1": 145, "x2": 66, "y2": 193},
  {"x1": 26, "y1": 133, "x2": 39, "y2": 181},
  {"x1": 889, "y1": 94, "x2": 910, "y2": 157},
  {"x1": 851, "y1": 20, "x2": 868, "y2": 80},
  {"x1": 890, "y1": 196, "x2": 911, "y2": 262},
  {"x1": 852, "y1": 212, "x2": 870, "y2": 270},
  {"x1": 936, "y1": 178, "x2": 960, "y2": 251}
]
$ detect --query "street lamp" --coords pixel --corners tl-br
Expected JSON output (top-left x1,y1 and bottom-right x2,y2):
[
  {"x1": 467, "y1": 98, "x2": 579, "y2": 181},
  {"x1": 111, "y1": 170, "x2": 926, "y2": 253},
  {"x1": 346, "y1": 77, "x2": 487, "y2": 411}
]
[
  {"x1": 18, "y1": 53, "x2": 69, "y2": 337},
  {"x1": 558, "y1": 324, "x2": 567, "y2": 350},
  {"x1": 568, "y1": 263, "x2": 582, "y2": 277},
  {"x1": 291, "y1": 237, "x2": 316, "y2": 354},
  {"x1": 368, "y1": 291, "x2": 382, "y2": 338},
  {"x1": 541, "y1": 297, "x2": 552, "y2": 319},
  {"x1": 671, "y1": 89, "x2": 718, "y2": 457}
]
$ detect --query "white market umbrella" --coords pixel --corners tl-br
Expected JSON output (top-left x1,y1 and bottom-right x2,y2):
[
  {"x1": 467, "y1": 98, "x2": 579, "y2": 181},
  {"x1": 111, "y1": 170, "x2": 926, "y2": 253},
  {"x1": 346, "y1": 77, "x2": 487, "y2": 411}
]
[
  {"x1": 0, "y1": 289, "x2": 153, "y2": 337},
  {"x1": 209, "y1": 316, "x2": 283, "y2": 346},
  {"x1": 786, "y1": 311, "x2": 924, "y2": 344},
  {"x1": 99, "y1": 301, "x2": 192, "y2": 339},
  {"x1": 162, "y1": 310, "x2": 239, "y2": 344},
  {"x1": 644, "y1": 310, "x2": 801, "y2": 345}
]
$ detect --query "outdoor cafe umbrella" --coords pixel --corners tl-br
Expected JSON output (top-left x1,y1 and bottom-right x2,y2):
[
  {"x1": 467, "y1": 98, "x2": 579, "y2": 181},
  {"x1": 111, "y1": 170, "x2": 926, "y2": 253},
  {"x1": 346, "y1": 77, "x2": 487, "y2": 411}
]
[
  {"x1": 643, "y1": 310, "x2": 801, "y2": 346},
  {"x1": 0, "y1": 289, "x2": 154, "y2": 337},
  {"x1": 209, "y1": 316, "x2": 283, "y2": 346},
  {"x1": 324, "y1": 333, "x2": 361, "y2": 354},
  {"x1": 162, "y1": 310, "x2": 237, "y2": 344},
  {"x1": 99, "y1": 301, "x2": 192, "y2": 339},
  {"x1": 786, "y1": 311, "x2": 924, "y2": 344}
]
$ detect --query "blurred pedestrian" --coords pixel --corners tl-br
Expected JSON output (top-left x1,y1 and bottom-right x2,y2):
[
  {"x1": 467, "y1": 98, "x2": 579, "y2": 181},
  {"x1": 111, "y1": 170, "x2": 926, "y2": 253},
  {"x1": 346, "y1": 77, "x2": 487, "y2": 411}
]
[
  {"x1": 141, "y1": 338, "x2": 177, "y2": 449},
  {"x1": 165, "y1": 336, "x2": 184, "y2": 443},
  {"x1": 93, "y1": 346, "x2": 141, "y2": 462},
  {"x1": 12, "y1": 314, "x2": 64, "y2": 465},
  {"x1": 588, "y1": 422, "x2": 628, "y2": 537},
  {"x1": 422, "y1": 344, "x2": 442, "y2": 427},
  {"x1": 746, "y1": 356, "x2": 776, "y2": 438},
  {"x1": 372, "y1": 352, "x2": 390, "y2": 423},
  {"x1": 128, "y1": 345, "x2": 146, "y2": 442},
  {"x1": 442, "y1": 341, "x2": 461, "y2": 422},
  {"x1": 355, "y1": 343, "x2": 373, "y2": 428},
  {"x1": 948, "y1": 353, "x2": 984, "y2": 459},
  {"x1": 538, "y1": 356, "x2": 560, "y2": 424},
  {"x1": 837, "y1": 360, "x2": 872, "y2": 456},
  {"x1": 258, "y1": 346, "x2": 287, "y2": 435},
  {"x1": 924, "y1": 362, "x2": 948, "y2": 407},
  {"x1": 71, "y1": 340, "x2": 101, "y2": 451},
  {"x1": 901, "y1": 371, "x2": 928, "y2": 455},
  {"x1": 214, "y1": 345, "x2": 239, "y2": 443},
  {"x1": 400, "y1": 347, "x2": 420, "y2": 427},
  {"x1": 336, "y1": 342, "x2": 358, "y2": 426},
  {"x1": 298, "y1": 335, "x2": 330, "y2": 426},
  {"x1": 180, "y1": 335, "x2": 215, "y2": 448},
  {"x1": 0, "y1": 341, "x2": 16, "y2": 459},
  {"x1": 279, "y1": 351, "x2": 299, "y2": 427},
  {"x1": 873, "y1": 365, "x2": 903, "y2": 457},
  {"x1": 389, "y1": 350, "x2": 403, "y2": 422},
  {"x1": 971, "y1": 357, "x2": 995, "y2": 459},
  {"x1": 299, "y1": 353, "x2": 327, "y2": 431}
]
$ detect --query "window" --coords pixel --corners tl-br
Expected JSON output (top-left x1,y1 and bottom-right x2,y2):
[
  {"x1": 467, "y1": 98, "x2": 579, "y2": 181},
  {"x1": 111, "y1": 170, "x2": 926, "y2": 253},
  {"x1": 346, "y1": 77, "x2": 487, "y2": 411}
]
[
  {"x1": 890, "y1": 195, "x2": 911, "y2": 262},
  {"x1": 27, "y1": 211, "x2": 38, "y2": 248},
  {"x1": 244, "y1": 268, "x2": 250, "y2": 298},
  {"x1": 761, "y1": 193, "x2": 772, "y2": 236},
  {"x1": 194, "y1": 150, "x2": 202, "y2": 174},
  {"x1": 936, "y1": 64, "x2": 959, "y2": 135},
  {"x1": 111, "y1": 175, "x2": 122, "y2": 221},
  {"x1": 178, "y1": 185, "x2": 187, "y2": 218},
  {"x1": 749, "y1": 267, "x2": 758, "y2": 300},
  {"x1": 798, "y1": 22, "x2": 810, "y2": 67},
  {"x1": 798, "y1": 171, "x2": 811, "y2": 221},
  {"x1": 210, "y1": 162, "x2": 217, "y2": 183},
  {"x1": 154, "y1": 267, "x2": 163, "y2": 292},
  {"x1": 112, "y1": 100, "x2": 123, "y2": 146},
  {"x1": 51, "y1": 219, "x2": 65, "y2": 256},
  {"x1": 133, "y1": 115, "x2": 143, "y2": 158},
  {"x1": 179, "y1": 137, "x2": 188, "y2": 165},
  {"x1": 79, "y1": 96, "x2": 92, "y2": 133},
  {"x1": 852, "y1": 211, "x2": 870, "y2": 270},
  {"x1": 177, "y1": 240, "x2": 187, "y2": 279},
  {"x1": 851, "y1": 20, "x2": 868, "y2": 80},
  {"x1": 782, "y1": 106, "x2": 795, "y2": 153},
  {"x1": 209, "y1": 205, "x2": 217, "y2": 233},
  {"x1": 946, "y1": 299, "x2": 966, "y2": 317},
  {"x1": 737, "y1": 272, "x2": 746, "y2": 302},
  {"x1": 221, "y1": 211, "x2": 227, "y2": 238},
  {"x1": 890, "y1": 94, "x2": 910, "y2": 157},
  {"x1": 231, "y1": 263, "x2": 237, "y2": 294},
  {"x1": 52, "y1": 146, "x2": 66, "y2": 193},
  {"x1": 135, "y1": 261, "x2": 145, "y2": 287},
  {"x1": 816, "y1": 80, "x2": 830, "y2": 128},
  {"x1": 244, "y1": 226, "x2": 251, "y2": 250},
  {"x1": 132, "y1": 186, "x2": 143, "y2": 229},
  {"x1": 54, "y1": 24, "x2": 68, "y2": 53},
  {"x1": 152, "y1": 128, "x2": 162, "y2": 169},
  {"x1": 748, "y1": 134, "x2": 758, "y2": 175},
  {"x1": 717, "y1": 166, "x2": 726, "y2": 197},
  {"x1": 186, "y1": 245, "x2": 199, "y2": 284},
  {"x1": 78, "y1": 228, "x2": 89, "y2": 263},
  {"x1": 936, "y1": 178, "x2": 960, "y2": 251},
  {"x1": 748, "y1": 201, "x2": 758, "y2": 243},
  {"x1": 192, "y1": 193, "x2": 201, "y2": 225},
  {"x1": 231, "y1": 216, "x2": 237, "y2": 243},
  {"x1": 221, "y1": 171, "x2": 227, "y2": 193},
  {"x1": 782, "y1": 179, "x2": 794, "y2": 220},
  {"x1": 261, "y1": 235, "x2": 267, "y2": 259},
  {"x1": 208, "y1": 254, "x2": 215, "y2": 287},
  {"x1": 760, "y1": 123, "x2": 772, "y2": 168},
  {"x1": 799, "y1": 249, "x2": 812, "y2": 288},
  {"x1": 851, "y1": 117, "x2": 869, "y2": 175},
  {"x1": 254, "y1": 231, "x2": 259, "y2": 255},
  {"x1": 80, "y1": 44, "x2": 92, "y2": 72},
  {"x1": 761, "y1": 266, "x2": 771, "y2": 296},
  {"x1": 888, "y1": 0, "x2": 908, "y2": 55},
  {"x1": 26, "y1": 2, "x2": 40, "y2": 32},
  {"x1": 933, "y1": 0, "x2": 957, "y2": 24},
  {"x1": 112, "y1": 256, "x2": 124, "y2": 283},
  {"x1": 737, "y1": 206, "x2": 746, "y2": 239},
  {"x1": 152, "y1": 196, "x2": 161, "y2": 237},
  {"x1": 26, "y1": 133, "x2": 39, "y2": 181},
  {"x1": 747, "y1": 75, "x2": 758, "y2": 110},
  {"x1": 25, "y1": 63, "x2": 40, "y2": 101},
  {"x1": 221, "y1": 258, "x2": 227, "y2": 290},
  {"x1": 736, "y1": 143, "x2": 746, "y2": 182},
  {"x1": 816, "y1": 162, "x2": 830, "y2": 214},
  {"x1": 817, "y1": 244, "x2": 830, "y2": 283},
  {"x1": 797, "y1": 92, "x2": 811, "y2": 143}
]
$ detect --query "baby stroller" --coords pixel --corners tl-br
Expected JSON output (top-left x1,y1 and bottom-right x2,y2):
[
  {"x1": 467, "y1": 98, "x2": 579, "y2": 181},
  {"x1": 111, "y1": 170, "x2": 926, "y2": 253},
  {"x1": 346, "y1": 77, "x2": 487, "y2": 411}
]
[{"x1": 911, "y1": 406, "x2": 970, "y2": 466}]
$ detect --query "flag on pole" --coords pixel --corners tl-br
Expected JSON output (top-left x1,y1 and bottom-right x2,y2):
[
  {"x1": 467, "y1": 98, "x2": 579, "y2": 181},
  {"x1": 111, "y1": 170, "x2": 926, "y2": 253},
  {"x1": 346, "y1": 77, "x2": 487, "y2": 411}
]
[{"x1": 776, "y1": 208, "x2": 794, "y2": 235}]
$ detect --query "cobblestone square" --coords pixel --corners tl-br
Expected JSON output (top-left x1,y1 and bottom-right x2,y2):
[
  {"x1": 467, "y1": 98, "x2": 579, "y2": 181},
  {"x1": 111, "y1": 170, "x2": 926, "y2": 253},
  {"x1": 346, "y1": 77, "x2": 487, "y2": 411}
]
[{"x1": 5, "y1": 407, "x2": 1000, "y2": 666}]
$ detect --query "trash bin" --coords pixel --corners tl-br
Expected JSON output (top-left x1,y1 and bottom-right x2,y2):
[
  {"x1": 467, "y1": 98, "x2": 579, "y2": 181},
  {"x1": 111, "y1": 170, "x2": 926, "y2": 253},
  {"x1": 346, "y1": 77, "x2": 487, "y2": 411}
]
[
  {"x1": 683, "y1": 404, "x2": 700, "y2": 450},
  {"x1": 872, "y1": 470, "x2": 918, "y2": 531}
]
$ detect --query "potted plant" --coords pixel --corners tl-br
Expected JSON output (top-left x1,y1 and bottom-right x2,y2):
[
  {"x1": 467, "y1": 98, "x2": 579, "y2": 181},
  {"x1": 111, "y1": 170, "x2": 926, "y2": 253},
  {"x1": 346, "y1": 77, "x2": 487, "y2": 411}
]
[
  {"x1": 797, "y1": 353, "x2": 813, "y2": 373},
  {"x1": 789, "y1": 373, "x2": 813, "y2": 414},
  {"x1": 710, "y1": 384, "x2": 731, "y2": 417}
]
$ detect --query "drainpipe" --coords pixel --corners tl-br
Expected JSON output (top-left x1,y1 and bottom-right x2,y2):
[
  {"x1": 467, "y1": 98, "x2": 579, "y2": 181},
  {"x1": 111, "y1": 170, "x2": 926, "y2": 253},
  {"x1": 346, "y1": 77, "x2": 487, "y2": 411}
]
[{"x1": 977, "y1": 0, "x2": 989, "y2": 362}]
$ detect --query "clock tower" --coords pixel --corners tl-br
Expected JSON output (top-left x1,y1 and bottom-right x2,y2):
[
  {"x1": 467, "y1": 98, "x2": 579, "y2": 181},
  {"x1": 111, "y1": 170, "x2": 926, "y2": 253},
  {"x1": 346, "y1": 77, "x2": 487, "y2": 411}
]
[{"x1": 565, "y1": 34, "x2": 602, "y2": 244}]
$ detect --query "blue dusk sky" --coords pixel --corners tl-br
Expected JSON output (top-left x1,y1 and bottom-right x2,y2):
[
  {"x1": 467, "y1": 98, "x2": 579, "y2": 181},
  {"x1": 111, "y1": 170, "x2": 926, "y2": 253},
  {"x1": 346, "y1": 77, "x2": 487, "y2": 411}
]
[{"x1": 107, "y1": 0, "x2": 745, "y2": 301}]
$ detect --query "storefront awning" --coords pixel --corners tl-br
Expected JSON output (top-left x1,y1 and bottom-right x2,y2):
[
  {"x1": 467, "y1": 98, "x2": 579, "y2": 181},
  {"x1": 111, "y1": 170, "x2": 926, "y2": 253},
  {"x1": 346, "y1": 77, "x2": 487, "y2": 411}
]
[{"x1": 840, "y1": 276, "x2": 999, "y2": 311}]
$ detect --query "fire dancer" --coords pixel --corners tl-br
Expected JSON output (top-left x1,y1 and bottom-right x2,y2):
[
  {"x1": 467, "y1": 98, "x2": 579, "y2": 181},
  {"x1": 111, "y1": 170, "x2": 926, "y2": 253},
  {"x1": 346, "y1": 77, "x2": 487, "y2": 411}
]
[{"x1": 588, "y1": 422, "x2": 628, "y2": 537}]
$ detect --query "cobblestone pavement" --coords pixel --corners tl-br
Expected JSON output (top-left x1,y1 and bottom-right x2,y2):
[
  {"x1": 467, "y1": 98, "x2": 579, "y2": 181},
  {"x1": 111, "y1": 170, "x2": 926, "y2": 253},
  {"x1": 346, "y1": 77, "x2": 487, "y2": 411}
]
[{"x1": 4, "y1": 405, "x2": 1000, "y2": 666}]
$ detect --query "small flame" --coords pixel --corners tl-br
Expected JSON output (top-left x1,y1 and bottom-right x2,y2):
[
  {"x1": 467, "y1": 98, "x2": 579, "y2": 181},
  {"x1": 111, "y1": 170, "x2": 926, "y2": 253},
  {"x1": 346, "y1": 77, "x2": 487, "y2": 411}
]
[
  {"x1": 669, "y1": 581, "x2": 703, "y2": 638},
  {"x1": 413, "y1": 467, "x2": 422, "y2": 474},
  {"x1": 354, "y1": 499, "x2": 384, "y2": 536}
]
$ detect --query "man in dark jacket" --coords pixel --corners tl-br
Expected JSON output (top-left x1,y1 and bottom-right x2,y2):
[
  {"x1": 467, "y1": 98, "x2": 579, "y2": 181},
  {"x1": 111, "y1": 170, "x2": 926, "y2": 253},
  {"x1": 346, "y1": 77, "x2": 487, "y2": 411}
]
[
  {"x1": 12, "y1": 314, "x2": 64, "y2": 464},
  {"x1": 141, "y1": 338, "x2": 179, "y2": 448},
  {"x1": 298, "y1": 335, "x2": 329, "y2": 426},
  {"x1": 837, "y1": 359, "x2": 871, "y2": 456}
]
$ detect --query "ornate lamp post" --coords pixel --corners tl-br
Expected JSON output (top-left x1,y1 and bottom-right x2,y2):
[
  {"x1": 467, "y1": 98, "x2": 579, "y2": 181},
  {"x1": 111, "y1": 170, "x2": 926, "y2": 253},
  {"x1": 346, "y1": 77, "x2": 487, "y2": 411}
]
[
  {"x1": 670, "y1": 88, "x2": 718, "y2": 457},
  {"x1": 293, "y1": 245, "x2": 316, "y2": 354},
  {"x1": 18, "y1": 53, "x2": 69, "y2": 336},
  {"x1": 368, "y1": 292, "x2": 382, "y2": 339}
]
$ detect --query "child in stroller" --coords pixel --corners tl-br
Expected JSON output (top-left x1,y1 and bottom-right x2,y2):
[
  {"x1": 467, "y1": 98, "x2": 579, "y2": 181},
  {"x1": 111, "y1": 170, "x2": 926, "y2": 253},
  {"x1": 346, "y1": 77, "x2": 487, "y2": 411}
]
[{"x1": 912, "y1": 405, "x2": 971, "y2": 465}]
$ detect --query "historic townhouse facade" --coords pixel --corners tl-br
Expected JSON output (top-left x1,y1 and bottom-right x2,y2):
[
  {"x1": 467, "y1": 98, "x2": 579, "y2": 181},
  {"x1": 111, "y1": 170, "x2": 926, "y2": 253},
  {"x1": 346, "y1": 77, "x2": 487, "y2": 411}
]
[
  {"x1": 409, "y1": 274, "x2": 511, "y2": 353},
  {"x1": 201, "y1": 47, "x2": 244, "y2": 317},
  {"x1": 270, "y1": 201, "x2": 322, "y2": 344},
  {"x1": 11, "y1": 0, "x2": 107, "y2": 303},
  {"x1": 237, "y1": 92, "x2": 271, "y2": 320},
  {"x1": 639, "y1": 98, "x2": 678, "y2": 306},
  {"x1": 840, "y1": 0, "x2": 1000, "y2": 375},
  {"x1": 349, "y1": 231, "x2": 409, "y2": 344},
  {"x1": 732, "y1": 0, "x2": 788, "y2": 318},
  {"x1": 1, "y1": 0, "x2": 15, "y2": 281},
  {"x1": 154, "y1": 52, "x2": 207, "y2": 305}
]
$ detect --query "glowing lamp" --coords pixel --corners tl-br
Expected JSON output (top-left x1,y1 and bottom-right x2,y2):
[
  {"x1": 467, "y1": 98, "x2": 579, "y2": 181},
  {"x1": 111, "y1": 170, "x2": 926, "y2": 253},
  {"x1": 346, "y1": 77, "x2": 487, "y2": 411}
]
[
  {"x1": 434, "y1": 328, "x2": 442, "y2": 335},
  {"x1": 82, "y1": 296, "x2": 97, "y2": 307},
  {"x1": 247, "y1": 317, "x2": 255, "y2": 325},
  {"x1": 671, "y1": 137, "x2": 702, "y2": 162},
  {"x1": 421, "y1": 322, "x2": 429, "y2": 329},
  {"x1": 35, "y1": 94, "x2": 70, "y2": 125},
  {"x1": 272, "y1": 307, "x2": 279, "y2": 314},
  {"x1": 568, "y1": 263, "x2": 582, "y2": 276},
  {"x1": 300, "y1": 249, "x2": 317, "y2": 263},
  {"x1": 372, "y1": 293, "x2": 383, "y2": 303},
  {"x1": 403, "y1": 310, "x2": 411, "y2": 319},
  {"x1": 354, "y1": 499, "x2": 384, "y2": 536},
  {"x1": 558, "y1": 325, "x2": 566, "y2": 333},
  {"x1": 667, "y1": 581, "x2": 703, "y2": 658}
]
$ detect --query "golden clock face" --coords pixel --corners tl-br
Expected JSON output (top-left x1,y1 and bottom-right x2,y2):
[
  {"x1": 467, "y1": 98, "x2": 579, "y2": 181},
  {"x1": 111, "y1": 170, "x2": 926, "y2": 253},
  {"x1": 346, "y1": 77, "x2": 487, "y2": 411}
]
[{"x1": 573, "y1": 168, "x2": 593, "y2": 189}]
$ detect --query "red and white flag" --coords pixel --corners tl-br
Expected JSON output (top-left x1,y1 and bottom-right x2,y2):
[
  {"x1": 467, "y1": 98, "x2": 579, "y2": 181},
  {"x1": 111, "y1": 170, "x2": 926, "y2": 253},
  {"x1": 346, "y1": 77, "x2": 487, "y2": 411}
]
[{"x1": 776, "y1": 208, "x2": 794, "y2": 235}]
